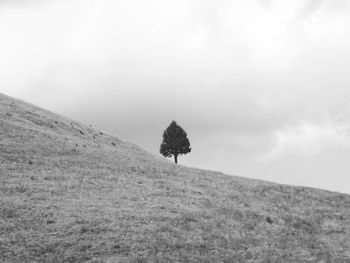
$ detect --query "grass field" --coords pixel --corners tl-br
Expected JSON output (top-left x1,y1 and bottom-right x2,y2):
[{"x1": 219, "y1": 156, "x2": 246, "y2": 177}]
[{"x1": 1, "y1": 93, "x2": 350, "y2": 262}]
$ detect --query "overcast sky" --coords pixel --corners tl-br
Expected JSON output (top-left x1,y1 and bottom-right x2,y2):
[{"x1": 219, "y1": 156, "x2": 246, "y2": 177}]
[{"x1": 1, "y1": 0, "x2": 350, "y2": 194}]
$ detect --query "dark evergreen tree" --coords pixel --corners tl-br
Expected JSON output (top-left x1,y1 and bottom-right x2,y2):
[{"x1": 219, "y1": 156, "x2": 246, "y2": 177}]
[{"x1": 160, "y1": 121, "x2": 191, "y2": 164}]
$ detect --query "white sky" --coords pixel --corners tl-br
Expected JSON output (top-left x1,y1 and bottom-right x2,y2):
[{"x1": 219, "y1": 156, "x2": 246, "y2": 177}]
[{"x1": 1, "y1": 0, "x2": 350, "y2": 193}]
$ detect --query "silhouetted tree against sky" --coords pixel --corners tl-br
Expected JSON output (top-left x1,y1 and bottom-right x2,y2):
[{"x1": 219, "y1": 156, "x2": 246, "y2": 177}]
[{"x1": 160, "y1": 121, "x2": 191, "y2": 164}]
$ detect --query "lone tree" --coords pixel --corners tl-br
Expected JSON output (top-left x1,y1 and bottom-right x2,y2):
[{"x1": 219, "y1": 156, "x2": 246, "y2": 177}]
[{"x1": 160, "y1": 121, "x2": 191, "y2": 164}]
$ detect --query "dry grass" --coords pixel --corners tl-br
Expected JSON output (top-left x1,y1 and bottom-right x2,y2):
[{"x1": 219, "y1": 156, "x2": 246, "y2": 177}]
[{"x1": 1, "y1": 93, "x2": 350, "y2": 262}]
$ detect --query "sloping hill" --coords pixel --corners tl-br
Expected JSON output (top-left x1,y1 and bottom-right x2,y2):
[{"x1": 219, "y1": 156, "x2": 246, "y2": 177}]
[{"x1": 1, "y1": 93, "x2": 350, "y2": 263}]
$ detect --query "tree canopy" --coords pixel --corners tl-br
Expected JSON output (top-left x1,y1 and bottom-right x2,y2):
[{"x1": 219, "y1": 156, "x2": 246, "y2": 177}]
[{"x1": 160, "y1": 121, "x2": 191, "y2": 164}]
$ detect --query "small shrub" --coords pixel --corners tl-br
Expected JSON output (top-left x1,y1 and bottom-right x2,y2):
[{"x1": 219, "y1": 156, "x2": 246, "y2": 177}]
[
  {"x1": 266, "y1": 216, "x2": 273, "y2": 224},
  {"x1": 47, "y1": 219, "x2": 55, "y2": 224}
]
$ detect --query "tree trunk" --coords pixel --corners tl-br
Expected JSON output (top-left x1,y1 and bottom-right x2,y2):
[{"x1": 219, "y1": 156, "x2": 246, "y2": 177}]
[{"x1": 174, "y1": 154, "x2": 178, "y2": 164}]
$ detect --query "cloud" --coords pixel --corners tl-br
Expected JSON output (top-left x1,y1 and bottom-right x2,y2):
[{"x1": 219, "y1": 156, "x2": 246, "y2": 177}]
[
  {"x1": 1, "y1": 0, "x2": 350, "y2": 129},
  {"x1": 263, "y1": 120, "x2": 350, "y2": 161},
  {"x1": 299, "y1": 0, "x2": 326, "y2": 18}
]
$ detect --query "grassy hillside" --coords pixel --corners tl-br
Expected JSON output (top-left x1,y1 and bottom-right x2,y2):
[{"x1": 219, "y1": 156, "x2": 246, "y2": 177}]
[{"x1": 1, "y1": 93, "x2": 350, "y2": 263}]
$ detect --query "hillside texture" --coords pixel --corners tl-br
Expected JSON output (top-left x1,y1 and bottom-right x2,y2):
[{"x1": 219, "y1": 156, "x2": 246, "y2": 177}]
[{"x1": 1, "y1": 93, "x2": 350, "y2": 263}]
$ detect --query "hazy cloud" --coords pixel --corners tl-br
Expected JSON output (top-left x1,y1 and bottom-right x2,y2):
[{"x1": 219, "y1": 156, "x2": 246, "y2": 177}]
[{"x1": 263, "y1": 121, "x2": 350, "y2": 160}]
